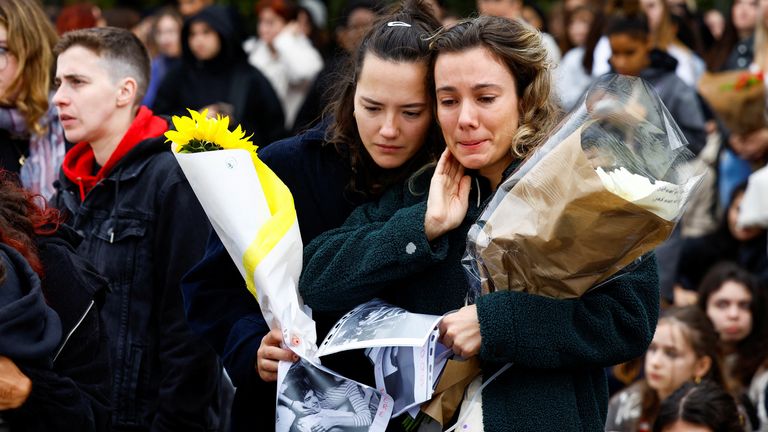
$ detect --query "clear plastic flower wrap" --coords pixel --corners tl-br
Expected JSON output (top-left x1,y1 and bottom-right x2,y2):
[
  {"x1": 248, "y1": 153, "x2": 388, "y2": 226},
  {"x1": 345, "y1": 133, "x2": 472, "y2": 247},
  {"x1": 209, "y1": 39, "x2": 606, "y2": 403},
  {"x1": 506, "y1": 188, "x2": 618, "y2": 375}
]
[{"x1": 463, "y1": 74, "x2": 705, "y2": 300}]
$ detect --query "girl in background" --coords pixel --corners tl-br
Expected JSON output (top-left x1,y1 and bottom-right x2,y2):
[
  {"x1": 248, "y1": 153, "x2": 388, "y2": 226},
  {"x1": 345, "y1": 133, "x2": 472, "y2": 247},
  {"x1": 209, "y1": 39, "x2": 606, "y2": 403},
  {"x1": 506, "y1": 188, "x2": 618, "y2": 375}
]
[
  {"x1": 605, "y1": 307, "x2": 725, "y2": 431},
  {"x1": 697, "y1": 262, "x2": 768, "y2": 430},
  {"x1": 653, "y1": 380, "x2": 745, "y2": 432}
]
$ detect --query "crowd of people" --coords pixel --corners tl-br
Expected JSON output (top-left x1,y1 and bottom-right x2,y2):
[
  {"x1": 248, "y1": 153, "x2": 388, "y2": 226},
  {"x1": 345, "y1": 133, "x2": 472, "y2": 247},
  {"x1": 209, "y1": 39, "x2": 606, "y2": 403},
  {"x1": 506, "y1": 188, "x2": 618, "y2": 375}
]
[{"x1": 0, "y1": 0, "x2": 767, "y2": 431}]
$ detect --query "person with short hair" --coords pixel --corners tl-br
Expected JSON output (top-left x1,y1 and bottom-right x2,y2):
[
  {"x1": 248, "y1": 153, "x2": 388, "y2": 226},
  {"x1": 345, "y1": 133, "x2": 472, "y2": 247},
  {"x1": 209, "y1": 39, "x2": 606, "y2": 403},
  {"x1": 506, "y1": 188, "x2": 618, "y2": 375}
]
[{"x1": 50, "y1": 26, "x2": 223, "y2": 432}]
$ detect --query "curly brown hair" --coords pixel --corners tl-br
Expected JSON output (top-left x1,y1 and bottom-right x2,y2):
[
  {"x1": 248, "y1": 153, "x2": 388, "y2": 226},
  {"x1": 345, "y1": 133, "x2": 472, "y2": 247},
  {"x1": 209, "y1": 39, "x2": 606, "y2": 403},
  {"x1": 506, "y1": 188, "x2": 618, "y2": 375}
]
[
  {"x1": 428, "y1": 15, "x2": 562, "y2": 160},
  {"x1": 0, "y1": 171, "x2": 61, "y2": 278}
]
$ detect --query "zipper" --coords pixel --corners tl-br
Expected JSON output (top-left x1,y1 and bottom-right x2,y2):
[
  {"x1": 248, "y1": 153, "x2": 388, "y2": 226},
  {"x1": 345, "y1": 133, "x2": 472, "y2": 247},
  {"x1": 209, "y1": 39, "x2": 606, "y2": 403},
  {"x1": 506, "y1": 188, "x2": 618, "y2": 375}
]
[{"x1": 52, "y1": 300, "x2": 95, "y2": 364}]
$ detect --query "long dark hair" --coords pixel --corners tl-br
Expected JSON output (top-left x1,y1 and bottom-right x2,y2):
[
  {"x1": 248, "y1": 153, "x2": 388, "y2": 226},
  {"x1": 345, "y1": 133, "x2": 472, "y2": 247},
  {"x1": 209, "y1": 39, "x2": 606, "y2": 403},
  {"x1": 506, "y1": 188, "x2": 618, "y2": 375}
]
[
  {"x1": 653, "y1": 380, "x2": 744, "y2": 432},
  {"x1": 324, "y1": 0, "x2": 443, "y2": 200},
  {"x1": 697, "y1": 261, "x2": 768, "y2": 392},
  {"x1": 0, "y1": 172, "x2": 61, "y2": 278}
]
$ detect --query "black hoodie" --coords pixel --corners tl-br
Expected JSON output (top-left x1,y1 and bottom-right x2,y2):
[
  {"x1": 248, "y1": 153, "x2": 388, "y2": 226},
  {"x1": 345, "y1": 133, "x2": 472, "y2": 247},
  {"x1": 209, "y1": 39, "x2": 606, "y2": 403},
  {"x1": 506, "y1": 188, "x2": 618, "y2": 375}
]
[{"x1": 153, "y1": 5, "x2": 286, "y2": 146}]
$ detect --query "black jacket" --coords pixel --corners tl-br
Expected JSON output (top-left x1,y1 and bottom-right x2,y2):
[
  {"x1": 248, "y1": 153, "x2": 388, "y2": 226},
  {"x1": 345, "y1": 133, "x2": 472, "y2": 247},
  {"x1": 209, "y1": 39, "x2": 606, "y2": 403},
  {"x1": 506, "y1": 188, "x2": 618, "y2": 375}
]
[
  {"x1": 152, "y1": 5, "x2": 286, "y2": 147},
  {"x1": 53, "y1": 132, "x2": 222, "y2": 431},
  {"x1": 0, "y1": 238, "x2": 111, "y2": 432}
]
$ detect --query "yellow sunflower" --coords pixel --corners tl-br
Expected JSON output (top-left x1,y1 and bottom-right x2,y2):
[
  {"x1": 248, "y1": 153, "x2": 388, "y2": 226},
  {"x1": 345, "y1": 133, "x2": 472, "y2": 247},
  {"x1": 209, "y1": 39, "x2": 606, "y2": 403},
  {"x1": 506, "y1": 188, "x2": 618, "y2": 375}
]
[{"x1": 165, "y1": 108, "x2": 256, "y2": 154}]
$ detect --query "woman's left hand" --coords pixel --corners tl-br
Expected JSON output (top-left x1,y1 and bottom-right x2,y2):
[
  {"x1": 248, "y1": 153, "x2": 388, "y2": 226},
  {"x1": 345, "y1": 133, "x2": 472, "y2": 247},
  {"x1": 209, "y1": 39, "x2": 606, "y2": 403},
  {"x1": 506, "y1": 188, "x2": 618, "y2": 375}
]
[
  {"x1": 439, "y1": 305, "x2": 482, "y2": 358},
  {"x1": 424, "y1": 149, "x2": 471, "y2": 241}
]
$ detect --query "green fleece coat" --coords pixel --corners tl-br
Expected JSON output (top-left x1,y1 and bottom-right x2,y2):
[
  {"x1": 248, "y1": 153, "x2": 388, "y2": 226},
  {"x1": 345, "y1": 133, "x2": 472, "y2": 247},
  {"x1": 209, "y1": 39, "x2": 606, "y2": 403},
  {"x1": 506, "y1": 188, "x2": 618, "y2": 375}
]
[{"x1": 299, "y1": 168, "x2": 660, "y2": 432}]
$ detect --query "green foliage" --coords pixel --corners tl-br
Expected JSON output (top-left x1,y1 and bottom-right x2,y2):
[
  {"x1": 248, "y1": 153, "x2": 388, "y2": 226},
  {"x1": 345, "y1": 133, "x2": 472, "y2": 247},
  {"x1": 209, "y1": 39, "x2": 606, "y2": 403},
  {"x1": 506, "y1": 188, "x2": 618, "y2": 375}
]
[{"x1": 177, "y1": 139, "x2": 224, "y2": 153}]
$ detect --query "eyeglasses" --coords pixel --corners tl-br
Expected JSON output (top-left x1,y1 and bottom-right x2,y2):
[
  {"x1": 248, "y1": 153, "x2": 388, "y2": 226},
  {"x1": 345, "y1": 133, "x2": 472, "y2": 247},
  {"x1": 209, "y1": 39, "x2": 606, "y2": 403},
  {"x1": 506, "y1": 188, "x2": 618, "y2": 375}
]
[{"x1": 0, "y1": 47, "x2": 10, "y2": 71}]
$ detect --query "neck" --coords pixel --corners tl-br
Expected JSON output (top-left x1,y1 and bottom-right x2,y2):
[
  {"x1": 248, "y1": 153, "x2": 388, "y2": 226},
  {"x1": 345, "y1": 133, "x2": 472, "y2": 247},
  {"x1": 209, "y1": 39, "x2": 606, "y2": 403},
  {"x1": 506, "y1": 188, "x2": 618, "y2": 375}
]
[
  {"x1": 480, "y1": 155, "x2": 514, "y2": 192},
  {"x1": 738, "y1": 30, "x2": 753, "y2": 41},
  {"x1": 91, "y1": 107, "x2": 137, "y2": 166}
]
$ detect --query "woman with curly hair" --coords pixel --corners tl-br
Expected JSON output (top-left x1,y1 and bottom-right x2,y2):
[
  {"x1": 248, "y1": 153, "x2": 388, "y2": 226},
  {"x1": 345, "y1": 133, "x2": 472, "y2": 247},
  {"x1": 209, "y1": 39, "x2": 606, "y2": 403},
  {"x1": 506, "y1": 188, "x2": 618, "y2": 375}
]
[
  {"x1": 299, "y1": 15, "x2": 659, "y2": 430},
  {"x1": 0, "y1": 0, "x2": 68, "y2": 199},
  {"x1": 0, "y1": 171, "x2": 111, "y2": 431}
]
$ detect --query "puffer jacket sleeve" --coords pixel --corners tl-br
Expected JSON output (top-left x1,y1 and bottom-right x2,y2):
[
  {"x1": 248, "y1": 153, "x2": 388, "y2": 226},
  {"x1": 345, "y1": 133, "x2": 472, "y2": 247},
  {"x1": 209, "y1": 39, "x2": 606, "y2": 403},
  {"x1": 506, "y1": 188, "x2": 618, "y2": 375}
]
[
  {"x1": 476, "y1": 254, "x2": 659, "y2": 369},
  {"x1": 299, "y1": 186, "x2": 450, "y2": 313}
]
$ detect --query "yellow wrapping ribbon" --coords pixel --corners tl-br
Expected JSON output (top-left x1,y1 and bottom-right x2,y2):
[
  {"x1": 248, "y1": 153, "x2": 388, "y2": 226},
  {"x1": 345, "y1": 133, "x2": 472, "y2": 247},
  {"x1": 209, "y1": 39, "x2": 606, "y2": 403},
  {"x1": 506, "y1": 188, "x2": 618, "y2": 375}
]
[{"x1": 242, "y1": 152, "x2": 297, "y2": 301}]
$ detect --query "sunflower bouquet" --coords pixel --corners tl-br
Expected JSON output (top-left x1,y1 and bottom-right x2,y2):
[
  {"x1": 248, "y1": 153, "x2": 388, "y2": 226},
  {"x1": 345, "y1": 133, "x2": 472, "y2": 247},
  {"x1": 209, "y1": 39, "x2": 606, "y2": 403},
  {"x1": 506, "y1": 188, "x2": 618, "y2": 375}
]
[{"x1": 167, "y1": 109, "x2": 317, "y2": 358}]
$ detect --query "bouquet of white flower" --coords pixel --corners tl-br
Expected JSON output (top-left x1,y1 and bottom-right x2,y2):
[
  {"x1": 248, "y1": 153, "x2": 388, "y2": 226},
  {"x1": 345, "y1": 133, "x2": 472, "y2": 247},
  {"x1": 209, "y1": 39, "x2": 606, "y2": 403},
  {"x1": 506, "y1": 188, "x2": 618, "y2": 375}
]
[{"x1": 463, "y1": 74, "x2": 704, "y2": 299}]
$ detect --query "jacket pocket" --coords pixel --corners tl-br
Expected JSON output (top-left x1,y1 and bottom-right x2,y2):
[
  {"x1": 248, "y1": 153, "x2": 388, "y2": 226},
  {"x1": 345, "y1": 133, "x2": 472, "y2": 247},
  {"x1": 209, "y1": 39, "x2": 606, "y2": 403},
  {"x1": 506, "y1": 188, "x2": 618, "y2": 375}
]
[
  {"x1": 93, "y1": 218, "x2": 147, "y2": 244},
  {"x1": 119, "y1": 343, "x2": 145, "y2": 426}
]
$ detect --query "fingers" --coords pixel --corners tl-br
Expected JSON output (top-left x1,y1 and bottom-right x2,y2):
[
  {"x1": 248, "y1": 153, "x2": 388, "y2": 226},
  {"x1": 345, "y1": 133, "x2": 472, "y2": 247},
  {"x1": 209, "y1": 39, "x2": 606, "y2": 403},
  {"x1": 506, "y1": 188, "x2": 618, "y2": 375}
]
[
  {"x1": 435, "y1": 148, "x2": 452, "y2": 175},
  {"x1": 459, "y1": 174, "x2": 471, "y2": 203},
  {"x1": 257, "y1": 329, "x2": 299, "y2": 382}
]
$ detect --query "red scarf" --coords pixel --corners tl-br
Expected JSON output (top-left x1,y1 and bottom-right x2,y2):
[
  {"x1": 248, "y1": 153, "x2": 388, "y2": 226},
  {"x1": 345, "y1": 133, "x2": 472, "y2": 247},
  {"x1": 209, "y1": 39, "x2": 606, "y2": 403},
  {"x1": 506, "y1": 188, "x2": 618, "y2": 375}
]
[{"x1": 62, "y1": 106, "x2": 168, "y2": 201}]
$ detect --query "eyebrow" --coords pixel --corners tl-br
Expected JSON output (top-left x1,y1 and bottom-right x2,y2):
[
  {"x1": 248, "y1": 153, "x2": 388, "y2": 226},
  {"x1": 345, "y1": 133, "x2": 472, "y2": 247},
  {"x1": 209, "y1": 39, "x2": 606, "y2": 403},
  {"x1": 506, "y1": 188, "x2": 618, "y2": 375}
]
[
  {"x1": 436, "y1": 83, "x2": 502, "y2": 93},
  {"x1": 56, "y1": 73, "x2": 89, "y2": 82},
  {"x1": 360, "y1": 96, "x2": 427, "y2": 109}
]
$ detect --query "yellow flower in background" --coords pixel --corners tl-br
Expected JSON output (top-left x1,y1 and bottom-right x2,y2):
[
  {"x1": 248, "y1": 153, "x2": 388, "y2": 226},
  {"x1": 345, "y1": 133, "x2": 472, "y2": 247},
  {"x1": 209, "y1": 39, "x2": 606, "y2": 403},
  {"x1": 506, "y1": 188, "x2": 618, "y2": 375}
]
[{"x1": 165, "y1": 108, "x2": 256, "y2": 153}]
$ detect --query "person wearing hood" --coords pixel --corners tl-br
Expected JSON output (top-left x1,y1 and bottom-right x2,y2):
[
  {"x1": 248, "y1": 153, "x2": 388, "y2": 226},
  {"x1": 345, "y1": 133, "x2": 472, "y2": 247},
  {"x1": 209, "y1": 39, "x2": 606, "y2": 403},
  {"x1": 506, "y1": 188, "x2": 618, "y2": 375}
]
[
  {"x1": 0, "y1": 171, "x2": 111, "y2": 432},
  {"x1": 50, "y1": 27, "x2": 223, "y2": 432},
  {"x1": 153, "y1": 5, "x2": 286, "y2": 147},
  {"x1": 607, "y1": 15, "x2": 707, "y2": 155}
]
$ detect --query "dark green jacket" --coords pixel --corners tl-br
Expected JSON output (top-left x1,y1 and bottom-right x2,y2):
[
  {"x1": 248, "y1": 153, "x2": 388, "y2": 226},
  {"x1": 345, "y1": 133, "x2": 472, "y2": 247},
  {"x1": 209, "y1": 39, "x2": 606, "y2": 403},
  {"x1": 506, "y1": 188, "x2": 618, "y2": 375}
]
[{"x1": 299, "y1": 167, "x2": 659, "y2": 432}]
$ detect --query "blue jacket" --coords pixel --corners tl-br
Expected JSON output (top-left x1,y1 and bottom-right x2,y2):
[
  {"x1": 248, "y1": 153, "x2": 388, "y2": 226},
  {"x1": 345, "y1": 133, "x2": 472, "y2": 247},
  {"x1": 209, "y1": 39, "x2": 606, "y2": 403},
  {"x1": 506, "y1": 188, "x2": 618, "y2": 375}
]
[
  {"x1": 182, "y1": 122, "x2": 365, "y2": 431},
  {"x1": 299, "y1": 166, "x2": 660, "y2": 432},
  {"x1": 53, "y1": 132, "x2": 223, "y2": 431}
]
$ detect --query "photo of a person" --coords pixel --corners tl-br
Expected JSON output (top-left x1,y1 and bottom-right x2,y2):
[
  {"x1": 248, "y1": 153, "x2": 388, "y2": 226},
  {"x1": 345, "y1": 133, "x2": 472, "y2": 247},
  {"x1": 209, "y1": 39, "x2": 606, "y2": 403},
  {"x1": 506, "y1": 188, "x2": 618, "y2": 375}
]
[
  {"x1": 276, "y1": 358, "x2": 380, "y2": 432},
  {"x1": 320, "y1": 299, "x2": 441, "y2": 355},
  {"x1": 380, "y1": 346, "x2": 416, "y2": 414}
]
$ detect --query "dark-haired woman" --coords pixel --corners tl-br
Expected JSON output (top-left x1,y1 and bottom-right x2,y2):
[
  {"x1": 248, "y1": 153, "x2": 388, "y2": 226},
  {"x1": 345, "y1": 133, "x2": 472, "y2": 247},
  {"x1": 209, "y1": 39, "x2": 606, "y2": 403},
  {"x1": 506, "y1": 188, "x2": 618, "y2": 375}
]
[
  {"x1": 653, "y1": 381, "x2": 744, "y2": 432},
  {"x1": 697, "y1": 262, "x2": 768, "y2": 430},
  {"x1": 181, "y1": 1, "x2": 443, "y2": 430}
]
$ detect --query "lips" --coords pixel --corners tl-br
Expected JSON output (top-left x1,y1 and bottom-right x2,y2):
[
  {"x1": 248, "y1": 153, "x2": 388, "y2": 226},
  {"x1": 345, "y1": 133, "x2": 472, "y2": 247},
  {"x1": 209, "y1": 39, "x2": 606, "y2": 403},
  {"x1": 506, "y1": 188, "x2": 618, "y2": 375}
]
[
  {"x1": 457, "y1": 139, "x2": 488, "y2": 148},
  {"x1": 375, "y1": 144, "x2": 402, "y2": 153},
  {"x1": 59, "y1": 114, "x2": 77, "y2": 127},
  {"x1": 647, "y1": 372, "x2": 663, "y2": 382}
]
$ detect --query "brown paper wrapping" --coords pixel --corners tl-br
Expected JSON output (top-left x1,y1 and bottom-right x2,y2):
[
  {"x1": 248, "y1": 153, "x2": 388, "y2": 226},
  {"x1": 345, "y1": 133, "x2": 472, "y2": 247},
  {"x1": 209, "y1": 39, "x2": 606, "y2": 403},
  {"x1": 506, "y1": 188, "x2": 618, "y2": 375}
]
[
  {"x1": 420, "y1": 357, "x2": 481, "y2": 426},
  {"x1": 477, "y1": 126, "x2": 674, "y2": 298},
  {"x1": 698, "y1": 71, "x2": 766, "y2": 135}
]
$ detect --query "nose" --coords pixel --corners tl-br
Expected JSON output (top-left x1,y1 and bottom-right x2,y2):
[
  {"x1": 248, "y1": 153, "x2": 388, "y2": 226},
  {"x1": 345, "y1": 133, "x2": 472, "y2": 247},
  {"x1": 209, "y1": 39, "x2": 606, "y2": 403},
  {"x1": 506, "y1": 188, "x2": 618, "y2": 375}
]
[
  {"x1": 52, "y1": 86, "x2": 67, "y2": 107},
  {"x1": 726, "y1": 304, "x2": 741, "y2": 319},
  {"x1": 457, "y1": 101, "x2": 479, "y2": 129},
  {"x1": 646, "y1": 349, "x2": 662, "y2": 368},
  {"x1": 379, "y1": 112, "x2": 398, "y2": 139}
]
